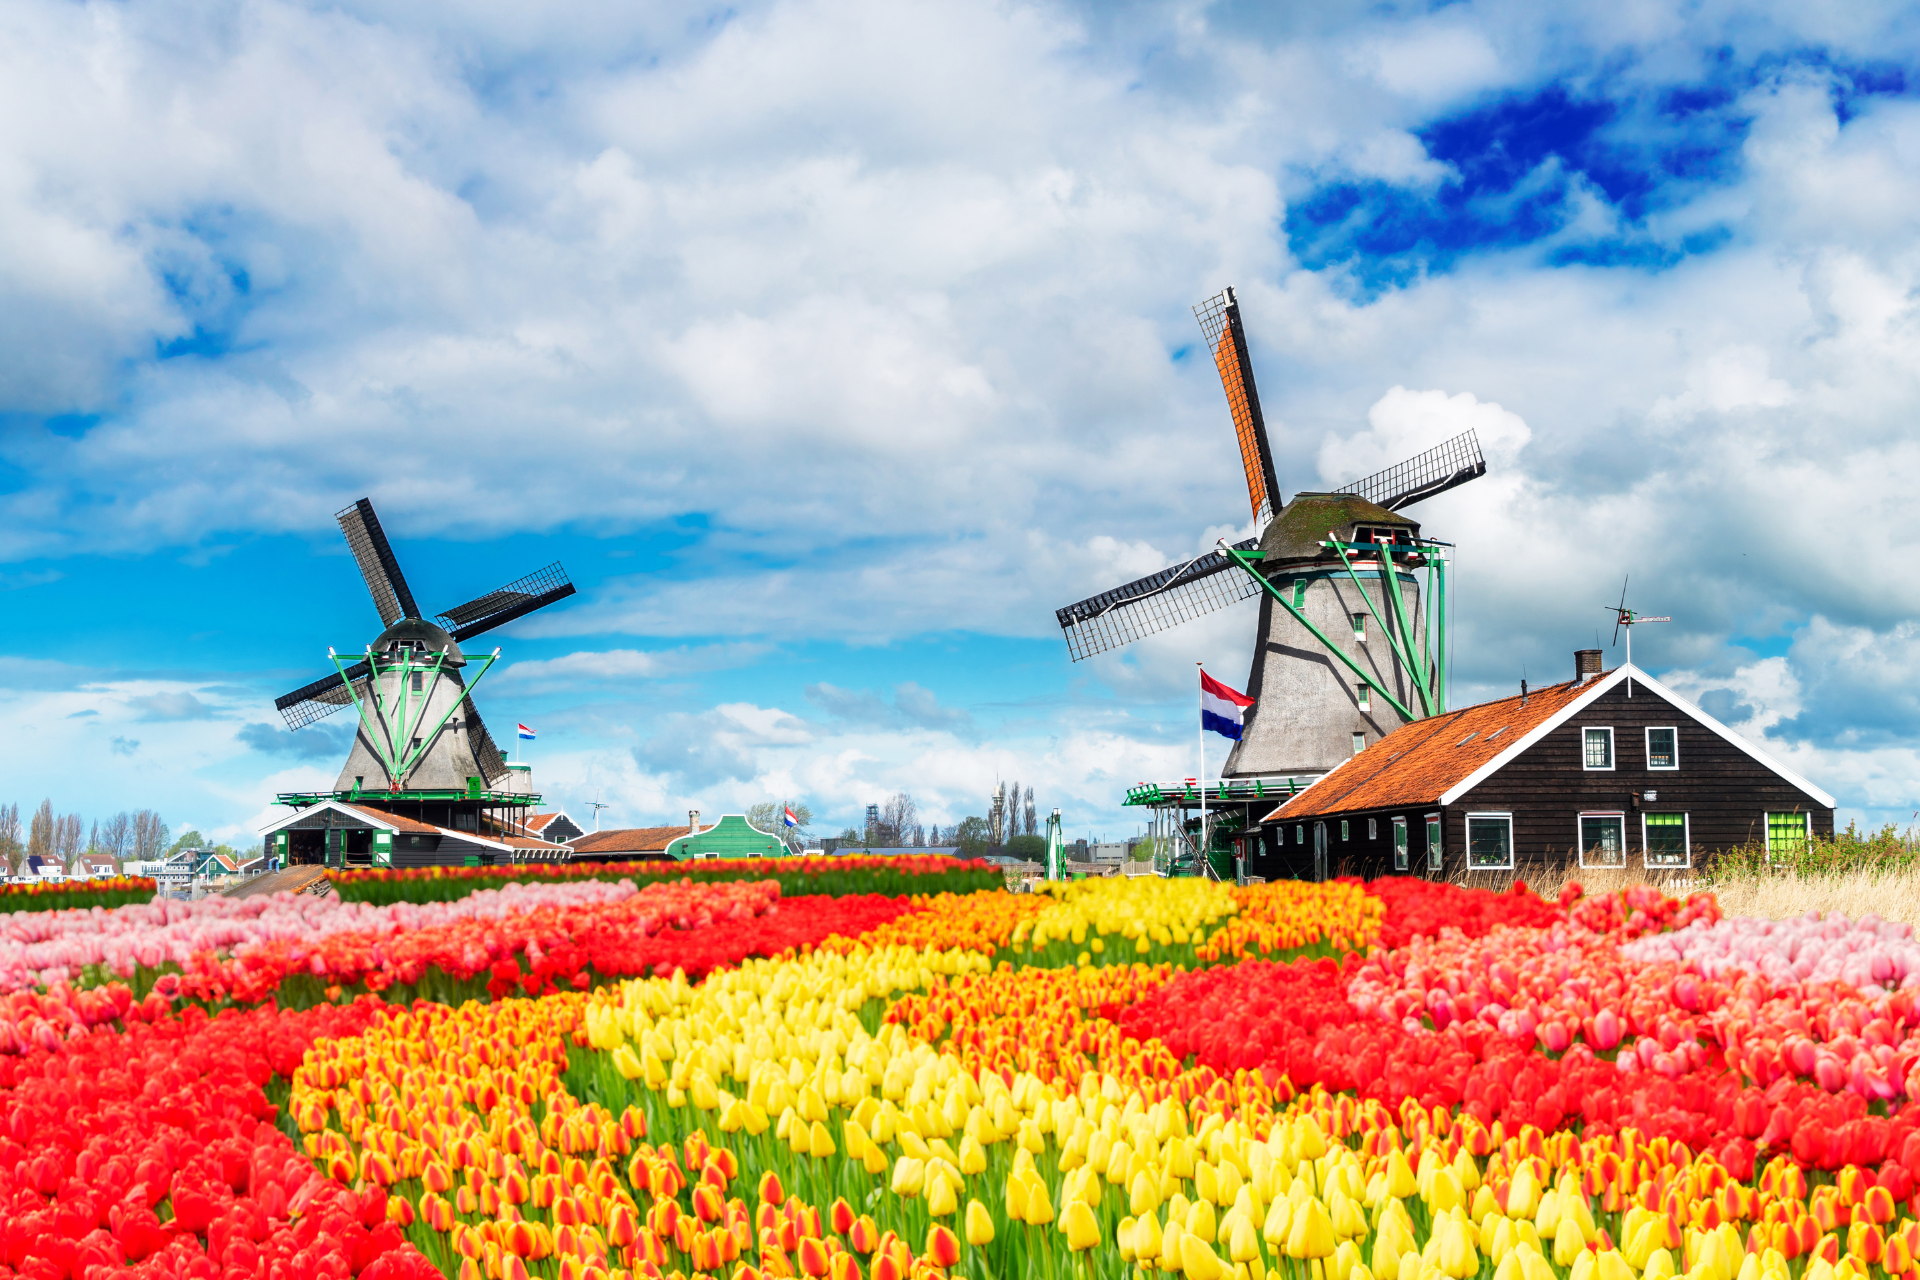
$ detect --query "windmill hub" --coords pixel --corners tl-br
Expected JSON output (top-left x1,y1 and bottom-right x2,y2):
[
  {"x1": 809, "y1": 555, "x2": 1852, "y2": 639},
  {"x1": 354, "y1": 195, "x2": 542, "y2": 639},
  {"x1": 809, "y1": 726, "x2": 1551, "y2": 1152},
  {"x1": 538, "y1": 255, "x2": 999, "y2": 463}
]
[{"x1": 372, "y1": 617, "x2": 466, "y2": 663}]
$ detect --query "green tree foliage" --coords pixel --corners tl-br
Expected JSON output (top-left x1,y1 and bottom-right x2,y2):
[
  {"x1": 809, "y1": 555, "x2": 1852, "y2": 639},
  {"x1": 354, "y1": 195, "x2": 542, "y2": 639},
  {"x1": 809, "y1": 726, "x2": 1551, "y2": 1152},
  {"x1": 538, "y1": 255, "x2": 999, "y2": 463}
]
[{"x1": 951, "y1": 816, "x2": 992, "y2": 857}]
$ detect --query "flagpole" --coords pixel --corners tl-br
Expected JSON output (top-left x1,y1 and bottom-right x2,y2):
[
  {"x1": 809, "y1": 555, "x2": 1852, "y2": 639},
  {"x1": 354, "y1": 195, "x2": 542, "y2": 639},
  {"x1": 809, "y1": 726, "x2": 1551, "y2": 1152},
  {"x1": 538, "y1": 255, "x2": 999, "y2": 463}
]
[{"x1": 1197, "y1": 662, "x2": 1206, "y2": 877}]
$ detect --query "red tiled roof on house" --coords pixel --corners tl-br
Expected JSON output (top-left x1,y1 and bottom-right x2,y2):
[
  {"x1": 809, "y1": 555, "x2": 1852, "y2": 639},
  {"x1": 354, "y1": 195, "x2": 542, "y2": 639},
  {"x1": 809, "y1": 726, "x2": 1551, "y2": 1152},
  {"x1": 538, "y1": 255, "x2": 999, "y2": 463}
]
[
  {"x1": 568, "y1": 826, "x2": 691, "y2": 856},
  {"x1": 523, "y1": 814, "x2": 565, "y2": 833},
  {"x1": 1262, "y1": 675, "x2": 1600, "y2": 822},
  {"x1": 338, "y1": 803, "x2": 443, "y2": 835}
]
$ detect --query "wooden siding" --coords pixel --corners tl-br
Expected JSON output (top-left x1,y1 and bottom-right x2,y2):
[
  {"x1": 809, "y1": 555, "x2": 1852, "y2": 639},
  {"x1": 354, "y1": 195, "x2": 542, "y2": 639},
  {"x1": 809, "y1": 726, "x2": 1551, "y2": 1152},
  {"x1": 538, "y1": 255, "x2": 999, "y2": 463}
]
[{"x1": 1255, "y1": 679, "x2": 1832, "y2": 881}]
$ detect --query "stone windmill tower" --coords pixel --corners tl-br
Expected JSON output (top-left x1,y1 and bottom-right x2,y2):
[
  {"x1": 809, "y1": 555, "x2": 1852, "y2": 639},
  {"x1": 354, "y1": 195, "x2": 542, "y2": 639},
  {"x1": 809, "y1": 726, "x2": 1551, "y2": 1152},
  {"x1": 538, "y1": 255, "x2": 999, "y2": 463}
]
[{"x1": 1056, "y1": 288, "x2": 1488, "y2": 780}]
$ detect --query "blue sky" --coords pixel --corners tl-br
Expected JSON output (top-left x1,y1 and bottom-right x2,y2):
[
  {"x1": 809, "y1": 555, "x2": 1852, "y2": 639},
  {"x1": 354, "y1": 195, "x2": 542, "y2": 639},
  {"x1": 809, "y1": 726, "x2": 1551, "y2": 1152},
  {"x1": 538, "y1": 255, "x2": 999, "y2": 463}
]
[{"x1": 3, "y1": 0, "x2": 1920, "y2": 846}]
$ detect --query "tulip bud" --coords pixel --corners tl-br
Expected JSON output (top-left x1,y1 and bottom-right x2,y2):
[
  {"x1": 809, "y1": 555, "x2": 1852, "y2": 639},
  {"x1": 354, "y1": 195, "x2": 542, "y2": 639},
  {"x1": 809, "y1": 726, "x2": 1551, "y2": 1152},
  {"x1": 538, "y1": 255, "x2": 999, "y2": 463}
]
[
  {"x1": 1023, "y1": 1175, "x2": 1055, "y2": 1226},
  {"x1": 1133, "y1": 1209, "x2": 1164, "y2": 1262},
  {"x1": 1181, "y1": 1230, "x2": 1228, "y2": 1280},
  {"x1": 925, "y1": 1224, "x2": 962, "y2": 1269},
  {"x1": 1061, "y1": 1200, "x2": 1101, "y2": 1252},
  {"x1": 927, "y1": 1173, "x2": 958, "y2": 1219},
  {"x1": 965, "y1": 1200, "x2": 995, "y2": 1247},
  {"x1": 1229, "y1": 1214, "x2": 1262, "y2": 1264},
  {"x1": 1287, "y1": 1197, "x2": 1337, "y2": 1259},
  {"x1": 1131, "y1": 1169, "x2": 1161, "y2": 1217}
]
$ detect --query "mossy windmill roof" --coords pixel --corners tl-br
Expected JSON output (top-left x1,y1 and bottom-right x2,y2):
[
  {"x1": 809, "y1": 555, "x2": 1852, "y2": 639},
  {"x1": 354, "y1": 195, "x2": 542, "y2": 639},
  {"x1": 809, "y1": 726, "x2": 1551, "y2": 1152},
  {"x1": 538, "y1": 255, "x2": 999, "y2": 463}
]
[
  {"x1": 663, "y1": 815, "x2": 787, "y2": 859},
  {"x1": 1259, "y1": 492, "x2": 1418, "y2": 565}
]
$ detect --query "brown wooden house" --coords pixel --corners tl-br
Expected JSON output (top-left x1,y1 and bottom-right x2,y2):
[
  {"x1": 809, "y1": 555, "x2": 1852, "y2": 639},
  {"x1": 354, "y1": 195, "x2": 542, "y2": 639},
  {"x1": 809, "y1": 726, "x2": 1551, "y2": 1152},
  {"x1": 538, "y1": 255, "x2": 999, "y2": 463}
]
[{"x1": 1253, "y1": 655, "x2": 1834, "y2": 880}]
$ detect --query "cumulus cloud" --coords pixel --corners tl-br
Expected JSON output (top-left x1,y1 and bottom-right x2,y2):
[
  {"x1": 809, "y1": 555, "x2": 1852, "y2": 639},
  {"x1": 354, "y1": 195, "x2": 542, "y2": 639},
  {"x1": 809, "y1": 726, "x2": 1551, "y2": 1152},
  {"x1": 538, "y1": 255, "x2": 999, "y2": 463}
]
[
  {"x1": 126, "y1": 691, "x2": 219, "y2": 722},
  {"x1": 235, "y1": 720, "x2": 353, "y2": 761},
  {"x1": 805, "y1": 681, "x2": 973, "y2": 733},
  {"x1": 496, "y1": 644, "x2": 770, "y2": 690}
]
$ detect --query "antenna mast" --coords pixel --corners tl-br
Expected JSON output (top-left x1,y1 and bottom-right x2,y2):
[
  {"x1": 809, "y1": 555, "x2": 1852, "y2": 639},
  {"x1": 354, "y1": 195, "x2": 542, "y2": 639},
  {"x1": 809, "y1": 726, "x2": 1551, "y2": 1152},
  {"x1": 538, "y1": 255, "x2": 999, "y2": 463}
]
[{"x1": 1604, "y1": 576, "x2": 1670, "y2": 697}]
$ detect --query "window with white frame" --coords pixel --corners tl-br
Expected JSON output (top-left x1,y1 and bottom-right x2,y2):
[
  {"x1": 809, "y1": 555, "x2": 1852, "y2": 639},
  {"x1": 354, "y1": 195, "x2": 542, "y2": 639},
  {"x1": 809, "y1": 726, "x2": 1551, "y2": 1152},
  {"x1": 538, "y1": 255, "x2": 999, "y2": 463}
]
[
  {"x1": 1357, "y1": 683, "x2": 1371, "y2": 712},
  {"x1": 1643, "y1": 812, "x2": 1690, "y2": 868},
  {"x1": 1353, "y1": 613, "x2": 1367, "y2": 641},
  {"x1": 1766, "y1": 812, "x2": 1810, "y2": 859},
  {"x1": 1340, "y1": 820, "x2": 1349, "y2": 841},
  {"x1": 1425, "y1": 813, "x2": 1442, "y2": 871},
  {"x1": 1583, "y1": 727, "x2": 1615, "y2": 770},
  {"x1": 1352, "y1": 732, "x2": 1366, "y2": 756},
  {"x1": 1368, "y1": 818, "x2": 1378, "y2": 840},
  {"x1": 1392, "y1": 818, "x2": 1408, "y2": 871},
  {"x1": 1465, "y1": 813, "x2": 1514, "y2": 870},
  {"x1": 1646, "y1": 727, "x2": 1678, "y2": 770},
  {"x1": 1578, "y1": 812, "x2": 1627, "y2": 868},
  {"x1": 1295, "y1": 825, "x2": 1304, "y2": 845}
]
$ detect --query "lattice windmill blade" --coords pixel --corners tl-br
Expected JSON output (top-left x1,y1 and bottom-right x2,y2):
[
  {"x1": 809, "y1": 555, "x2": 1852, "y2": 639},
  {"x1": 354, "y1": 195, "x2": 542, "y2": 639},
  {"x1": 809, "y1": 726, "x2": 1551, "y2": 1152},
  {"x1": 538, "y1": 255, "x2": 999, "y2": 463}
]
[
  {"x1": 1334, "y1": 429, "x2": 1487, "y2": 511},
  {"x1": 434, "y1": 563, "x2": 577, "y2": 643},
  {"x1": 336, "y1": 499, "x2": 420, "y2": 626},
  {"x1": 1055, "y1": 538, "x2": 1261, "y2": 661},
  {"x1": 461, "y1": 696, "x2": 510, "y2": 783},
  {"x1": 1195, "y1": 289, "x2": 1281, "y2": 529},
  {"x1": 274, "y1": 660, "x2": 373, "y2": 731}
]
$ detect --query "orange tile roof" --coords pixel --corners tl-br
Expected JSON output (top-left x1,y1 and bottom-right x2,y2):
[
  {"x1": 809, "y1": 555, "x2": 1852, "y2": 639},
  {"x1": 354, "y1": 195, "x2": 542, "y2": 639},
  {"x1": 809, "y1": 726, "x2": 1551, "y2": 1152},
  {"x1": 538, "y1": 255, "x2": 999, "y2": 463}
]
[
  {"x1": 340, "y1": 803, "x2": 442, "y2": 834},
  {"x1": 567, "y1": 826, "x2": 691, "y2": 855},
  {"x1": 522, "y1": 813, "x2": 565, "y2": 833},
  {"x1": 1262, "y1": 674, "x2": 1600, "y2": 822}
]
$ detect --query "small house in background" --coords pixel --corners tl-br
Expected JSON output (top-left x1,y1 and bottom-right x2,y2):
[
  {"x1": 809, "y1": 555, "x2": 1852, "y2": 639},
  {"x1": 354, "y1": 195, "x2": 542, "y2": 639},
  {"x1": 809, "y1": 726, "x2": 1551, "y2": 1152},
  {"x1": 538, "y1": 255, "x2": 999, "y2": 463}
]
[
  {"x1": 75, "y1": 855, "x2": 117, "y2": 878},
  {"x1": 663, "y1": 815, "x2": 787, "y2": 860},
  {"x1": 1257, "y1": 654, "x2": 1834, "y2": 880},
  {"x1": 567, "y1": 825, "x2": 696, "y2": 862},
  {"x1": 522, "y1": 811, "x2": 586, "y2": 843}
]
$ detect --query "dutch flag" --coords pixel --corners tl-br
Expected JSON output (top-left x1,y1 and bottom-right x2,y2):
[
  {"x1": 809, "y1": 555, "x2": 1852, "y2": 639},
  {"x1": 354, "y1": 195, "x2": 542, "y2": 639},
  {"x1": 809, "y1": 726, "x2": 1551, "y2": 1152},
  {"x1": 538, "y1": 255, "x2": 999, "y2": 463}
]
[
  {"x1": 783, "y1": 806, "x2": 798, "y2": 828},
  {"x1": 1200, "y1": 670, "x2": 1255, "y2": 741},
  {"x1": 516, "y1": 723, "x2": 536, "y2": 740}
]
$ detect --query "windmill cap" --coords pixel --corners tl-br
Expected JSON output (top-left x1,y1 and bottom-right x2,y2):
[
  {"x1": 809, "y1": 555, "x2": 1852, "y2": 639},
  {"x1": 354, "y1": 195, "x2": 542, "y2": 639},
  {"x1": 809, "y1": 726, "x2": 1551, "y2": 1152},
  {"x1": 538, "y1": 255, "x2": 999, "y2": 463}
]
[
  {"x1": 1258, "y1": 492, "x2": 1419, "y2": 565},
  {"x1": 372, "y1": 617, "x2": 466, "y2": 663}
]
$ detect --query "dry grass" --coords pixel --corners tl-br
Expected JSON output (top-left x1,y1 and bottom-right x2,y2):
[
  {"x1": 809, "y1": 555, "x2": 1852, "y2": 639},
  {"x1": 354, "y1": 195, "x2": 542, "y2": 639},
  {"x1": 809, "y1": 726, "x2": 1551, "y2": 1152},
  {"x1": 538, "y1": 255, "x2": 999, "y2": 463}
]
[{"x1": 1450, "y1": 864, "x2": 1920, "y2": 927}]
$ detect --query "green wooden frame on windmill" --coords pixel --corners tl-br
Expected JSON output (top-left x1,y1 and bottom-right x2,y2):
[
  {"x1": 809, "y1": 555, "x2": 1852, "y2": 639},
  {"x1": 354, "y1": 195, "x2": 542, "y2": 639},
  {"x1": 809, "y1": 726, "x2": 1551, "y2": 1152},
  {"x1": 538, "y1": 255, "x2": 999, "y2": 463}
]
[
  {"x1": 1220, "y1": 542, "x2": 1452, "y2": 723},
  {"x1": 327, "y1": 645, "x2": 500, "y2": 785}
]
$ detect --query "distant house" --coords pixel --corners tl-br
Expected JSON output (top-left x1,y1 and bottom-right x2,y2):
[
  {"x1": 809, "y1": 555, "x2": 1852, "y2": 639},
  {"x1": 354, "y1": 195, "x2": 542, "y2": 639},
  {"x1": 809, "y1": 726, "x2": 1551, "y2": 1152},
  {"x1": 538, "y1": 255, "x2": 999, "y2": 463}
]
[
  {"x1": 521, "y1": 812, "x2": 586, "y2": 844},
  {"x1": 75, "y1": 855, "x2": 118, "y2": 879},
  {"x1": 260, "y1": 801, "x2": 572, "y2": 869},
  {"x1": 567, "y1": 826, "x2": 693, "y2": 863},
  {"x1": 1258, "y1": 659, "x2": 1834, "y2": 880},
  {"x1": 664, "y1": 816, "x2": 788, "y2": 860}
]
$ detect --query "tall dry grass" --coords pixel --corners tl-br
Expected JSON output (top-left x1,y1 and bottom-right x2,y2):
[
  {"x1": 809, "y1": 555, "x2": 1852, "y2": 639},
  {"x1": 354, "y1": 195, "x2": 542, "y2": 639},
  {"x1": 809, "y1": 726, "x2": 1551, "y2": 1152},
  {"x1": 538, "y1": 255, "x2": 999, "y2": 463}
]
[{"x1": 1449, "y1": 824, "x2": 1920, "y2": 926}]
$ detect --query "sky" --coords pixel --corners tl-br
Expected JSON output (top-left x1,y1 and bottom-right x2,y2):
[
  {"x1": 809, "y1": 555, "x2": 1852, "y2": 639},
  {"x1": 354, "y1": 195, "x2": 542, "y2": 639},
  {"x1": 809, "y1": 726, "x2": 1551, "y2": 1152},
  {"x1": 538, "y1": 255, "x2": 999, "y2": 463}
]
[{"x1": 3, "y1": 0, "x2": 1919, "y2": 848}]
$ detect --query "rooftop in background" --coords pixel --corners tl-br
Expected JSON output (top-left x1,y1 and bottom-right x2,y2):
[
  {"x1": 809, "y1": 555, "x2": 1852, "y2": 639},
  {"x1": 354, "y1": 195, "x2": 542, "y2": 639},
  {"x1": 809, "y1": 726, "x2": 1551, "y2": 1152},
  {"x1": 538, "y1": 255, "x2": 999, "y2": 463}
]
[{"x1": 567, "y1": 826, "x2": 690, "y2": 858}]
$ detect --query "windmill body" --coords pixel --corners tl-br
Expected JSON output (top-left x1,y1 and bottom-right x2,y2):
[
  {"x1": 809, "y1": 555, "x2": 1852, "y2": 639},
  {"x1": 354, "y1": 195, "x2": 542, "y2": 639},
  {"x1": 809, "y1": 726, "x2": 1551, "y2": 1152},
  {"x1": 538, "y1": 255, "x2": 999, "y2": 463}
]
[
  {"x1": 258, "y1": 500, "x2": 579, "y2": 869},
  {"x1": 1057, "y1": 287, "x2": 1483, "y2": 880},
  {"x1": 1224, "y1": 494, "x2": 1427, "y2": 777}
]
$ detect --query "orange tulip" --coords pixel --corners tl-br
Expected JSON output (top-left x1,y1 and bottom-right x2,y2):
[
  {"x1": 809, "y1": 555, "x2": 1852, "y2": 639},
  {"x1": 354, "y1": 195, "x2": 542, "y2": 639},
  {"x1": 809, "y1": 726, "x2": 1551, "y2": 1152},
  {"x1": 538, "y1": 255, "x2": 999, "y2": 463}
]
[
  {"x1": 828, "y1": 1251, "x2": 862, "y2": 1280},
  {"x1": 798, "y1": 1238, "x2": 833, "y2": 1277},
  {"x1": 831, "y1": 1197, "x2": 856, "y2": 1235},
  {"x1": 761, "y1": 1172, "x2": 786, "y2": 1206},
  {"x1": 848, "y1": 1216, "x2": 881, "y2": 1254},
  {"x1": 924, "y1": 1225, "x2": 961, "y2": 1269}
]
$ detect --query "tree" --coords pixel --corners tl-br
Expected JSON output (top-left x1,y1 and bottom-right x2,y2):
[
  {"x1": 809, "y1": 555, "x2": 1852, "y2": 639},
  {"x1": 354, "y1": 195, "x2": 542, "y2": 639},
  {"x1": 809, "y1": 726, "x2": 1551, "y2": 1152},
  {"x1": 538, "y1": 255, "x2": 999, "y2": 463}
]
[
  {"x1": 1024, "y1": 793, "x2": 1037, "y2": 837},
  {"x1": 168, "y1": 829, "x2": 208, "y2": 855},
  {"x1": 1006, "y1": 833, "x2": 1046, "y2": 860},
  {"x1": 873, "y1": 793, "x2": 917, "y2": 847},
  {"x1": 0, "y1": 804, "x2": 18, "y2": 876},
  {"x1": 26, "y1": 800, "x2": 53, "y2": 866},
  {"x1": 951, "y1": 816, "x2": 992, "y2": 857},
  {"x1": 98, "y1": 813, "x2": 132, "y2": 870},
  {"x1": 54, "y1": 814, "x2": 82, "y2": 870},
  {"x1": 132, "y1": 811, "x2": 170, "y2": 863},
  {"x1": 746, "y1": 801, "x2": 814, "y2": 852}
]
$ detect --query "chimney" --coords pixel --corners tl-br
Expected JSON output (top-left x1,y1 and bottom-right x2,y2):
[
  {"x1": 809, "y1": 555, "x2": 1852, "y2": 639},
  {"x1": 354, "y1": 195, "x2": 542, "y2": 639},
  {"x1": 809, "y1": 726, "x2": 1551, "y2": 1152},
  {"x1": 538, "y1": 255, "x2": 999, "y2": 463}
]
[
  {"x1": 688, "y1": 809, "x2": 701, "y2": 834},
  {"x1": 1575, "y1": 649, "x2": 1603, "y2": 682}
]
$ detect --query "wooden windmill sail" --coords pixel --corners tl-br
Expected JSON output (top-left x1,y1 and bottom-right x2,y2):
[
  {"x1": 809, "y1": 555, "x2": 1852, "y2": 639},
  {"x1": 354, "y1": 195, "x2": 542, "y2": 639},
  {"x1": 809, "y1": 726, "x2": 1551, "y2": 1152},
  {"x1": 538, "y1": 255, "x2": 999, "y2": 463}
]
[
  {"x1": 273, "y1": 499, "x2": 576, "y2": 795},
  {"x1": 1055, "y1": 287, "x2": 1489, "y2": 778}
]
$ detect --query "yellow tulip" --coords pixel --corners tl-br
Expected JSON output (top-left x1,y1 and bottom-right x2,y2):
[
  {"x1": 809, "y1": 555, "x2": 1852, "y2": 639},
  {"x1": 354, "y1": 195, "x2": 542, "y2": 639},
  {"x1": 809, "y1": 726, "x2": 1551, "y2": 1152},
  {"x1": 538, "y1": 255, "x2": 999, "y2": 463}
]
[
  {"x1": 1519, "y1": 1245, "x2": 1558, "y2": 1280},
  {"x1": 1006, "y1": 1173, "x2": 1028, "y2": 1222},
  {"x1": 611, "y1": 1044, "x2": 643, "y2": 1080},
  {"x1": 1567, "y1": 1248, "x2": 1597, "y2": 1280},
  {"x1": 958, "y1": 1134, "x2": 987, "y2": 1176},
  {"x1": 1596, "y1": 1251, "x2": 1636, "y2": 1280},
  {"x1": 1181, "y1": 1231, "x2": 1227, "y2": 1280},
  {"x1": 927, "y1": 1173, "x2": 958, "y2": 1218},
  {"x1": 1287, "y1": 1198, "x2": 1337, "y2": 1259},
  {"x1": 1187, "y1": 1197, "x2": 1218, "y2": 1245},
  {"x1": 1061, "y1": 1200, "x2": 1101, "y2": 1252},
  {"x1": 1131, "y1": 1170, "x2": 1162, "y2": 1217},
  {"x1": 1134, "y1": 1209, "x2": 1164, "y2": 1263},
  {"x1": 965, "y1": 1199, "x2": 994, "y2": 1246},
  {"x1": 1264, "y1": 1198, "x2": 1294, "y2": 1247},
  {"x1": 1438, "y1": 1217, "x2": 1480, "y2": 1279},
  {"x1": 1197, "y1": 1161, "x2": 1221, "y2": 1206},
  {"x1": 1553, "y1": 1216, "x2": 1586, "y2": 1268},
  {"x1": 1645, "y1": 1250, "x2": 1677, "y2": 1280},
  {"x1": 689, "y1": 1070, "x2": 720, "y2": 1110},
  {"x1": 1024, "y1": 1176, "x2": 1056, "y2": 1226},
  {"x1": 1226, "y1": 1215, "x2": 1261, "y2": 1265},
  {"x1": 1506, "y1": 1162, "x2": 1540, "y2": 1221},
  {"x1": 891, "y1": 1156, "x2": 926, "y2": 1198},
  {"x1": 1383, "y1": 1149, "x2": 1419, "y2": 1200}
]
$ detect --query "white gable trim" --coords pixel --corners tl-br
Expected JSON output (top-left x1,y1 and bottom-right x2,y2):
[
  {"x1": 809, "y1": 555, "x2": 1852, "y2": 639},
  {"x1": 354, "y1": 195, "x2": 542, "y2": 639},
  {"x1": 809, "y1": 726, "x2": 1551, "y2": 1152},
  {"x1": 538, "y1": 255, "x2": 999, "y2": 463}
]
[
  {"x1": 258, "y1": 800, "x2": 400, "y2": 837},
  {"x1": 1438, "y1": 665, "x2": 1835, "y2": 808}
]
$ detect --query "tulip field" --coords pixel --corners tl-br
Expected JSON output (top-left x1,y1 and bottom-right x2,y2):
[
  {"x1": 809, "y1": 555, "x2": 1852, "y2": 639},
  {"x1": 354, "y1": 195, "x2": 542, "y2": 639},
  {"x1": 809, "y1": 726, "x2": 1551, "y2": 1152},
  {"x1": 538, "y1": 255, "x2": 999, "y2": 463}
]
[{"x1": 16, "y1": 866, "x2": 1920, "y2": 1280}]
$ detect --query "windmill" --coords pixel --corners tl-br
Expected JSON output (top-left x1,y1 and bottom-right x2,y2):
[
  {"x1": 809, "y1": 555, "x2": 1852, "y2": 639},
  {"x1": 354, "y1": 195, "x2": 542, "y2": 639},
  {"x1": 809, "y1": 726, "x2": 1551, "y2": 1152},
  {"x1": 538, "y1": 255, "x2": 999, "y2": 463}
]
[
  {"x1": 272, "y1": 498, "x2": 577, "y2": 804},
  {"x1": 1059, "y1": 288, "x2": 1489, "y2": 873},
  {"x1": 1604, "y1": 576, "x2": 1669, "y2": 696}
]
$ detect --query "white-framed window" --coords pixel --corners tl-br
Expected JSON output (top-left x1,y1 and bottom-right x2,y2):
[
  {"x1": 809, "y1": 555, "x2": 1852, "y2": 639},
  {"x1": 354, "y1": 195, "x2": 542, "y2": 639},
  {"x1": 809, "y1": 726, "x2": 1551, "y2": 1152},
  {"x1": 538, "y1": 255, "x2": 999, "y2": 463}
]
[
  {"x1": 1643, "y1": 812, "x2": 1691, "y2": 868},
  {"x1": 1357, "y1": 683, "x2": 1371, "y2": 711},
  {"x1": 1766, "y1": 812, "x2": 1810, "y2": 859},
  {"x1": 1295, "y1": 825, "x2": 1304, "y2": 845},
  {"x1": 1351, "y1": 732, "x2": 1366, "y2": 756},
  {"x1": 1465, "y1": 813, "x2": 1514, "y2": 870},
  {"x1": 1353, "y1": 613, "x2": 1368, "y2": 641},
  {"x1": 1583, "y1": 727, "x2": 1615, "y2": 770},
  {"x1": 1646, "y1": 727, "x2": 1678, "y2": 770},
  {"x1": 1425, "y1": 813, "x2": 1442, "y2": 871},
  {"x1": 1340, "y1": 820, "x2": 1349, "y2": 841},
  {"x1": 1368, "y1": 818, "x2": 1378, "y2": 840},
  {"x1": 1577, "y1": 812, "x2": 1627, "y2": 868},
  {"x1": 1392, "y1": 817, "x2": 1408, "y2": 871}
]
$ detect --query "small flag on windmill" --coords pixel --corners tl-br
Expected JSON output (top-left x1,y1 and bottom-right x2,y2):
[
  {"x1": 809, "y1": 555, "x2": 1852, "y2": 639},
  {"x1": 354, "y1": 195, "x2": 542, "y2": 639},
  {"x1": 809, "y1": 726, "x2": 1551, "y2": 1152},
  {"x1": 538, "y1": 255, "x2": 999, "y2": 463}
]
[
  {"x1": 1200, "y1": 671, "x2": 1254, "y2": 740},
  {"x1": 516, "y1": 724, "x2": 536, "y2": 740},
  {"x1": 783, "y1": 806, "x2": 798, "y2": 828}
]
